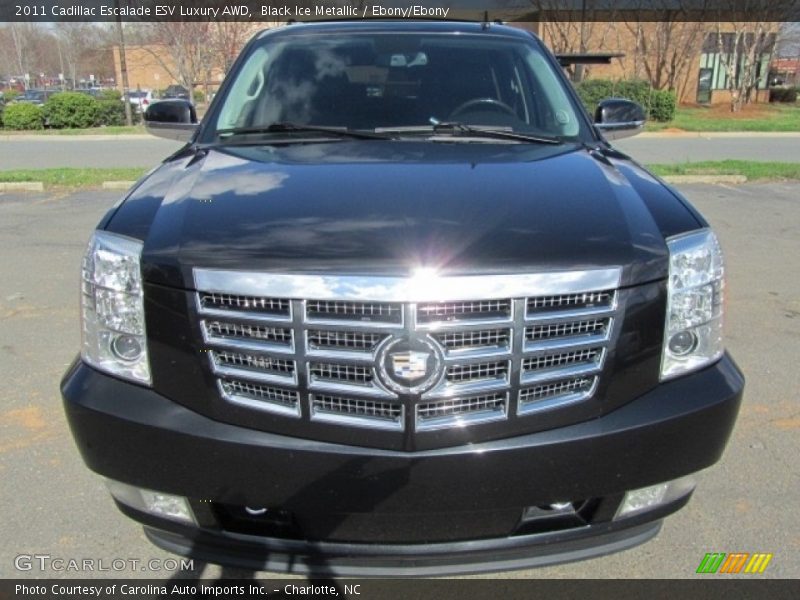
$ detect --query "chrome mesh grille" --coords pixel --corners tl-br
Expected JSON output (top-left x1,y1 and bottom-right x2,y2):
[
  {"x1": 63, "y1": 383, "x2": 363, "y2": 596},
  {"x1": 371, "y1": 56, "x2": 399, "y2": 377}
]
[
  {"x1": 417, "y1": 393, "x2": 507, "y2": 430},
  {"x1": 446, "y1": 361, "x2": 509, "y2": 383},
  {"x1": 205, "y1": 321, "x2": 293, "y2": 345},
  {"x1": 435, "y1": 329, "x2": 511, "y2": 351},
  {"x1": 527, "y1": 291, "x2": 614, "y2": 314},
  {"x1": 308, "y1": 330, "x2": 386, "y2": 352},
  {"x1": 212, "y1": 350, "x2": 295, "y2": 374},
  {"x1": 306, "y1": 300, "x2": 402, "y2": 324},
  {"x1": 199, "y1": 292, "x2": 290, "y2": 316},
  {"x1": 418, "y1": 299, "x2": 511, "y2": 323},
  {"x1": 518, "y1": 376, "x2": 597, "y2": 415},
  {"x1": 195, "y1": 269, "x2": 619, "y2": 434},
  {"x1": 220, "y1": 379, "x2": 299, "y2": 408},
  {"x1": 523, "y1": 349, "x2": 601, "y2": 372},
  {"x1": 309, "y1": 362, "x2": 373, "y2": 385},
  {"x1": 526, "y1": 319, "x2": 608, "y2": 341},
  {"x1": 311, "y1": 394, "x2": 403, "y2": 430}
]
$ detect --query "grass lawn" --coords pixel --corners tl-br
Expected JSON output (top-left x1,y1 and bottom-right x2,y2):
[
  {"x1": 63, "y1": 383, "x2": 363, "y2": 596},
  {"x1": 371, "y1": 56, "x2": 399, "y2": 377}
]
[
  {"x1": 647, "y1": 160, "x2": 800, "y2": 180},
  {"x1": 647, "y1": 103, "x2": 800, "y2": 132},
  {"x1": 0, "y1": 168, "x2": 147, "y2": 187},
  {"x1": 1, "y1": 161, "x2": 799, "y2": 190},
  {"x1": 0, "y1": 125, "x2": 146, "y2": 136}
]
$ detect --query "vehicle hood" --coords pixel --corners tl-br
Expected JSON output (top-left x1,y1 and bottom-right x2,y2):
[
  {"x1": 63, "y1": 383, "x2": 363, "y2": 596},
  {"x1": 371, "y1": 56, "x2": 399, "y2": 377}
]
[{"x1": 111, "y1": 141, "x2": 693, "y2": 290}]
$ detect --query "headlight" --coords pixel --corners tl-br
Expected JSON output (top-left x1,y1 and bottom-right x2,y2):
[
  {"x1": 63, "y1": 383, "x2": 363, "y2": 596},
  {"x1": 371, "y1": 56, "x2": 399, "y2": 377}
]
[
  {"x1": 81, "y1": 231, "x2": 151, "y2": 385},
  {"x1": 660, "y1": 228, "x2": 724, "y2": 380}
]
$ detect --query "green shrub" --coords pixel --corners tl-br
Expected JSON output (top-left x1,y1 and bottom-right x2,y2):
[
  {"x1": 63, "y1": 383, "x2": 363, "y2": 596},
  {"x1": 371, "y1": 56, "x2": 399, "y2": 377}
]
[
  {"x1": 575, "y1": 79, "x2": 676, "y2": 122},
  {"x1": 193, "y1": 89, "x2": 205, "y2": 103},
  {"x1": 611, "y1": 80, "x2": 653, "y2": 109},
  {"x1": 769, "y1": 87, "x2": 798, "y2": 103},
  {"x1": 43, "y1": 92, "x2": 99, "y2": 128},
  {"x1": 649, "y1": 89, "x2": 677, "y2": 121},
  {"x1": 575, "y1": 79, "x2": 615, "y2": 113},
  {"x1": 97, "y1": 98, "x2": 127, "y2": 125},
  {"x1": 97, "y1": 89, "x2": 120, "y2": 102},
  {"x1": 3, "y1": 102, "x2": 44, "y2": 130},
  {"x1": 3, "y1": 89, "x2": 22, "y2": 102}
]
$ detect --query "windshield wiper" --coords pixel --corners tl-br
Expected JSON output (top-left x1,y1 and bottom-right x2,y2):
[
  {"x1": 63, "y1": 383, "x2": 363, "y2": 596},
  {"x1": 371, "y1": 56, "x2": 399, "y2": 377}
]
[
  {"x1": 216, "y1": 122, "x2": 394, "y2": 141},
  {"x1": 377, "y1": 123, "x2": 561, "y2": 145},
  {"x1": 432, "y1": 122, "x2": 562, "y2": 144}
]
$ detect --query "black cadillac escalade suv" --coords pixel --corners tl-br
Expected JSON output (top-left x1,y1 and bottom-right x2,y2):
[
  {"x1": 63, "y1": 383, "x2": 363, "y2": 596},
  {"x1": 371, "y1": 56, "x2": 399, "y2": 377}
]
[{"x1": 62, "y1": 20, "x2": 744, "y2": 576}]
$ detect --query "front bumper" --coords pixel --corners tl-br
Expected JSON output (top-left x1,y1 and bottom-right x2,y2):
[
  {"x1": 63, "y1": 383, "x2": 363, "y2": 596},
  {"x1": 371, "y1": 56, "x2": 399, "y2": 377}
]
[{"x1": 62, "y1": 353, "x2": 744, "y2": 575}]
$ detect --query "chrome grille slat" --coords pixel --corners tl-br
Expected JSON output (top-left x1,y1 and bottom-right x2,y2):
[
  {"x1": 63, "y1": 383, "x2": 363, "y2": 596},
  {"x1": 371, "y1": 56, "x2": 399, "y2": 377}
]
[
  {"x1": 446, "y1": 360, "x2": 509, "y2": 384},
  {"x1": 197, "y1": 292, "x2": 292, "y2": 321},
  {"x1": 310, "y1": 394, "x2": 403, "y2": 430},
  {"x1": 194, "y1": 268, "x2": 621, "y2": 434},
  {"x1": 518, "y1": 376, "x2": 597, "y2": 415},
  {"x1": 417, "y1": 299, "x2": 512, "y2": 325},
  {"x1": 209, "y1": 350, "x2": 297, "y2": 385},
  {"x1": 306, "y1": 300, "x2": 402, "y2": 325},
  {"x1": 213, "y1": 350, "x2": 294, "y2": 373},
  {"x1": 523, "y1": 348, "x2": 600, "y2": 371},
  {"x1": 435, "y1": 328, "x2": 511, "y2": 356},
  {"x1": 523, "y1": 317, "x2": 612, "y2": 352},
  {"x1": 520, "y1": 348, "x2": 605, "y2": 384},
  {"x1": 218, "y1": 379, "x2": 300, "y2": 417},
  {"x1": 203, "y1": 320, "x2": 294, "y2": 353},
  {"x1": 525, "y1": 290, "x2": 616, "y2": 321},
  {"x1": 308, "y1": 330, "x2": 386, "y2": 352},
  {"x1": 309, "y1": 362, "x2": 373, "y2": 385},
  {"x1": 416, "y1": 393, "x2": 507, "y2": 431},
  {"x1": 526, "y1": 319, "x2": 606, "y2": 341}
]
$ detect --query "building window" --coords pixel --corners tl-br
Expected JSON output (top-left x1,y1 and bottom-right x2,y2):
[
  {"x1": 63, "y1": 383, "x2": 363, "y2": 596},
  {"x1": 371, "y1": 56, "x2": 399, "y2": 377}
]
[{"x1": 700, "y1": 32, "x2": 776, "y2": 91}]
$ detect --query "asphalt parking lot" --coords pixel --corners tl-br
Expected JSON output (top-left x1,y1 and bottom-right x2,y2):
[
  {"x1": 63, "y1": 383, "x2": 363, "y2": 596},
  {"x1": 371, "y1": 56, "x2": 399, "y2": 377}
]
[{"x1": 0, "y1": 182, "x2": 798, "y2": 579}]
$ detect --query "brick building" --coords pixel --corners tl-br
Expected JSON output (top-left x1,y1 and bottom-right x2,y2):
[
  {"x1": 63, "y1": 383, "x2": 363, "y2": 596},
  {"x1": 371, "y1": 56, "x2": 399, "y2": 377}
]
[{"x1": 521, "y1": 19, "x2": 778, "y2": 104}]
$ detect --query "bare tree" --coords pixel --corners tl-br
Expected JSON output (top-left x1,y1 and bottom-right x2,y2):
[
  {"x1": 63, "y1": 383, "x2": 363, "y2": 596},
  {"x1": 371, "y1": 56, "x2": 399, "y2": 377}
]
[
  {"x1": 54, "y1": 24, "x2": 98, "y2": 89},
  {"x1": 132, "y1": 22, "x2": 214, "y2": 94},
  {"x1": 209, "y1": 23, "x2": 259, "y2": 75},
  {"x1": 7, "y1": 23, "x2": 37, "y2": 78},
  {"x1": 0, "y1": 24, "x2": 62, "y2": 87},
  {"x1": 622, "y1": 3, "x2": 708, "y2": 98},
  {"x1": 715, "y1": 24, "x2": 776, "y2": 111},
  {"x1": 525, "y1": 0, "x2": 621, "y2": 81}
]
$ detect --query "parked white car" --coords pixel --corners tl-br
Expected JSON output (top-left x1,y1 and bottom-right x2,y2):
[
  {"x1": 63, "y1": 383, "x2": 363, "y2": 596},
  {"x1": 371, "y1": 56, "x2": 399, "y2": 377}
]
[{"x1": 128, "y1": 90, "x2": 153, "y2": 113}]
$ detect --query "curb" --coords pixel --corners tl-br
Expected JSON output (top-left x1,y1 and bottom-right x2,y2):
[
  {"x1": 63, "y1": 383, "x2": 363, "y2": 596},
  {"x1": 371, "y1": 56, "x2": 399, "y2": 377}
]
[
  {"x1": 661, "y1": 174, "x2": 748, "y2": 185},
  {"x1": 0, "y1": 181, "x2": 44, "y2": 192},
  {"x1": 639, "y1": 131, "x2": 800, "y2": 139},
  {"x1": 0, "y1": 134, "x2": 154, "y2": 142},
  {"x1": 102, "y1": 180, "x2": 136, "y2": 190}
]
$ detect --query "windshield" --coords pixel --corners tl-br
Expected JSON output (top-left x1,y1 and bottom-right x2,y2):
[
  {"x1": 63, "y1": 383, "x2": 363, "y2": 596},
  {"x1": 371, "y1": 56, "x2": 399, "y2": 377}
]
[{"x1": 209, "y1": 31, "x2": 585, "y2": 140}]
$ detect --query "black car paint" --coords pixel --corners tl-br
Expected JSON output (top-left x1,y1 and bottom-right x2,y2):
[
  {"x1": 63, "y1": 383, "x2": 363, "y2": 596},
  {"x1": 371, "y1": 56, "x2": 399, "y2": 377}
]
[
  {"x1": 107, "y1": 142, "x2": 700, "y2": 288},
  {"x1": 63, "y1": 20, "x2": 742, "y2": 574}
]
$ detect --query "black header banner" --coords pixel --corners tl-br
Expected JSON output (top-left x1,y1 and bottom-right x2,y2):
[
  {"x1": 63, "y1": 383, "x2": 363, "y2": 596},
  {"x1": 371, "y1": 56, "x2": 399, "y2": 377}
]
[{"x1": 1, "y1": 0, "x2": 799, "y2": 23}]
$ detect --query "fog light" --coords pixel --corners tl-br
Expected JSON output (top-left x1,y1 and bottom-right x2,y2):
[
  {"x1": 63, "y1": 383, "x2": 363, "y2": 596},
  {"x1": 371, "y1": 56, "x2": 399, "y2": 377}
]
[
  {"x1": 105, "y1": 479, "x2": 195, "y2": 524},
  {"x1": 615, "y1": 475, "x2": 697, "y2": 520},
  {"x1": 111, "y1": 334, "x2": 143, "y2": 361},
  {"x1": 668, "y1": 330, "x2": 697, "y2": 356}
]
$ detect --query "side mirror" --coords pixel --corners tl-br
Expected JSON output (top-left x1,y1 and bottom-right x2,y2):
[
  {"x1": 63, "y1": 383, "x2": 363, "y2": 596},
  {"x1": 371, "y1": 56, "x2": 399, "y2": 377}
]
[
  {"x1": 144, "y1": 99, "x2": 198, "y2": 142},
  {"x1": 594, "y1": 98, "x2": 646, "y2": 140}
]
